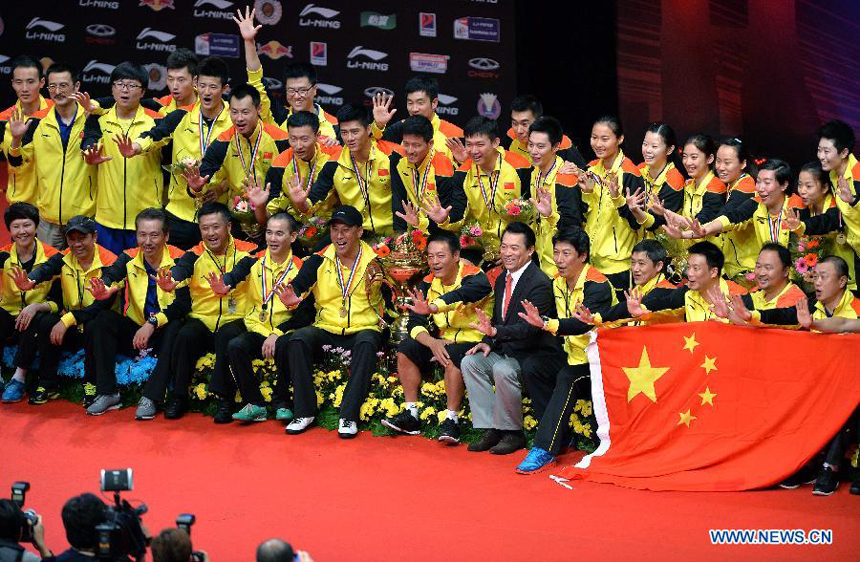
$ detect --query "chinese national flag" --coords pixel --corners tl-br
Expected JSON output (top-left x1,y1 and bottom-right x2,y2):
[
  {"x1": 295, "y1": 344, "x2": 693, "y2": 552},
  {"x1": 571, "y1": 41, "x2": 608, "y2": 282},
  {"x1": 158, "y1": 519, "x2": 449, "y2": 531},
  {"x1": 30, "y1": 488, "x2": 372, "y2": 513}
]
[{"x1": 556, "y1": 322, "x2": 860, "y2": 491}]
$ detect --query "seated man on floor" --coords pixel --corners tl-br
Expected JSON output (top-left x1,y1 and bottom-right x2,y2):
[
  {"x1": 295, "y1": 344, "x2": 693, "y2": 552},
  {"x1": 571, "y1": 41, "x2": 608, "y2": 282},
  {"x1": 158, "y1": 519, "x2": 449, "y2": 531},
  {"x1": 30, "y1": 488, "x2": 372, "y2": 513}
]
[
  {"x1": 381, "y1": 231, "x2": 493, "y2": 444},
  {"x1": 0, "y1": 203, "x2": 61, "y2": 403},
  {"x1": 276, "y1": 206, "x2": 391, "y2": 438},
  {"x1": 84, "y1": 208, "x2": 188, "y2": 417},
  {"x1": 460, "y1": 222, "x2": 567, "y2": 455},
  {"x1": 206, "y1": 212, "x2": 314, "y2": 423},
  {"x1": 514, "y1": 226, "x2": 615, "y2": 474},
  {"x1": 11, "y1": 215, "x2": 117, "y2": 407},
  {"x1": 154, "y1": 202, "x2": 256, "y2": 421}
]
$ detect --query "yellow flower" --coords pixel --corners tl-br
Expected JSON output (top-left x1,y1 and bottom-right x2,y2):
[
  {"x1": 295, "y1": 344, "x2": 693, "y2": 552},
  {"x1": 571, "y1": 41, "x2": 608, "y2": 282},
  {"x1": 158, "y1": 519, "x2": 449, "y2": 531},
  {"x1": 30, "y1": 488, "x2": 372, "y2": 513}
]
[
  {"x1": 419, "y1": 406, "x2": 436, "y2": 421},
  {"x1": 581, "y1": 423, "x2": 592, "y2": 438},
  {"x1": 436, "y1": 411, "x2": 448, "y2": 425},
  {"x1": 315, "y1": 391, "x2": 324, "y2": 407},
  {"x1": 580, "y1": 401, "x2": 593, "y2": 417},
  {"x1": 234, "y1": 390, "x2": 242, "y2": 403},
  {"x1": 195, "y1": 353, "x2": 215, "y2": 370},
  {"x1": 252, "y1": 359, "x2": 265, "y2": 368},
  {"x1": 387, "y1": 376, "x2": 398, "y2": 384},
  {"x1": 523, "y1": 415, "x2": 537, "y2": 431},
  {"x1": 193, "y1": 383, "x2": 208, "y2": 400},
  {"x1": 260, "y1": 386, "x2": 273, "y2": 403}
]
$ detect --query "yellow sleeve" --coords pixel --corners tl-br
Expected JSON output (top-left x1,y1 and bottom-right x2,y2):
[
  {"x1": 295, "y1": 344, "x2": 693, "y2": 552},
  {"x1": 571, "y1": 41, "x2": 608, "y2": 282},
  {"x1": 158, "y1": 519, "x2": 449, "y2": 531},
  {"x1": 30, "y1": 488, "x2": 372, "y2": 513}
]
[
  {"x1": 409, "y1": 325, "x2": 429, "y2": 340},
  {"x1": 247, "y1": 67, "x2": 275, "y2": 125},
  {"x1": 370, "y1": 121, "x2": 385, "y2": 141},
  {"x1": 60, "y1": 312, "x2": 77, "y2": 327}
]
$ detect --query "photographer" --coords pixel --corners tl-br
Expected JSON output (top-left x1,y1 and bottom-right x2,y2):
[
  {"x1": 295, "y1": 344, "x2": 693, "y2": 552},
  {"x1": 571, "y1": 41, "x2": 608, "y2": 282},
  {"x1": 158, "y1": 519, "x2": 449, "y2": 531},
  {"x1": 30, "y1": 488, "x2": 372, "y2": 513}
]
[
  {"x1": 151, "y1": 529, "x2": 208, "y2": 562},
  {"x1": 0, "y1": 499, "x2": 52, "y2": 561},
  {"x1": 52, "y1": 494, "x2": 106, "y2": 562},
  {"x1": 256, "y1": 539, "x2": 313, "y2": 562}
]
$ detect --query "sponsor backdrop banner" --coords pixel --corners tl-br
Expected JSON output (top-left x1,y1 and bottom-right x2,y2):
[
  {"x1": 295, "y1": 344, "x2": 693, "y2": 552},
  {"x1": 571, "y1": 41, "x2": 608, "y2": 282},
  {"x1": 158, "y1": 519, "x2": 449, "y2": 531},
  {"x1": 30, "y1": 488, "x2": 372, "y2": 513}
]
[{"x1": 0, "y1": 0, "x2": 517, "y2": 128}]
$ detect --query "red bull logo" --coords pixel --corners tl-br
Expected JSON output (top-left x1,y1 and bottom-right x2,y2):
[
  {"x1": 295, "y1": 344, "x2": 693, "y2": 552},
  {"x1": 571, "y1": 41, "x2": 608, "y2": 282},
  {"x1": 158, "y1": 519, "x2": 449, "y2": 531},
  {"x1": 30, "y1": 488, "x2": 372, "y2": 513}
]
[
  {"x1": 139, "y1": 0, "x2": 175, "y2": 11},
  {"x1": 310, "y1": 41, "x2": 327, "y2": 66},
  {"x1": 258, "y1": 40, "x2": 292, "y2": 60}
]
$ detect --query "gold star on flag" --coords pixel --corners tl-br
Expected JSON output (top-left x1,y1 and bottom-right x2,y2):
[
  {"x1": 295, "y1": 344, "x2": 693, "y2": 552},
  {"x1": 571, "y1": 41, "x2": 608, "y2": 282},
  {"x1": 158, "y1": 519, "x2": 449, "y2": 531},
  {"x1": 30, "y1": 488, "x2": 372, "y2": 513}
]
[
  {"x1": 701, "y1": 356, "x2": 717, "y2": 374},
  {"x1": 622, "y1": 346, "x2": 669, "y2": 403},
  {"x1": 682, "y1": 333, "x2": 699, "y2": 354},
  {"x1": 698, "y1": 386, "x2": 716, "y2": 406},
  {"x1": 678, "y1": 409, "x2": 697, "y2": 427}
]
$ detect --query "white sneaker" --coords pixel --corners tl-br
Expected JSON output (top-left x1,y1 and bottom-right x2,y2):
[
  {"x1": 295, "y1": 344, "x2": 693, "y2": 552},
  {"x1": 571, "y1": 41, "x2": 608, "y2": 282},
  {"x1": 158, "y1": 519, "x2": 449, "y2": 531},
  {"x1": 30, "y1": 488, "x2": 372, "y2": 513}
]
[
  {"x1": 285, "y1": 416, "x2": 315, "y2": 435},
  {"x1": 338, "y1": 418, "x2": 358, "y2": 439}
]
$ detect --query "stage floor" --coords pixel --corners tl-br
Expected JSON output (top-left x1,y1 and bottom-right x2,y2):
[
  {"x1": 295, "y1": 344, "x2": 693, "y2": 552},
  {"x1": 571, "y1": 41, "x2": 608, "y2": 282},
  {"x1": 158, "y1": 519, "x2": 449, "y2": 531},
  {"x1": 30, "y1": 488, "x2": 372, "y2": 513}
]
[{"x1": 1, "y1": 400, "x2": 857, "y2": 561}]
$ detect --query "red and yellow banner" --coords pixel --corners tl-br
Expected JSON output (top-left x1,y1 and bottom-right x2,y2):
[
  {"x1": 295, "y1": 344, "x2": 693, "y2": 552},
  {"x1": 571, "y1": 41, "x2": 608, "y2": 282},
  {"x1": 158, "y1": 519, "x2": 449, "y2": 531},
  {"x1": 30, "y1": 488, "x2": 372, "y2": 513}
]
[{"x1": 556, "y1": 322, "x2": 860, "y2": 491}]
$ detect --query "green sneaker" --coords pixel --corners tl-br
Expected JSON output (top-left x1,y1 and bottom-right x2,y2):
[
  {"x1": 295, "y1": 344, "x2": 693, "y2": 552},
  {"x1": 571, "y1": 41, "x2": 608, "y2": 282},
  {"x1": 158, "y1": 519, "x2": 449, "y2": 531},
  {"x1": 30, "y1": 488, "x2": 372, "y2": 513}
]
[
  {"x1": 232, "y1": 403, "x2": 267, "y2": 422},
  {"x1": 275, "y1": 407, "x2": 294, "y2": 421}
]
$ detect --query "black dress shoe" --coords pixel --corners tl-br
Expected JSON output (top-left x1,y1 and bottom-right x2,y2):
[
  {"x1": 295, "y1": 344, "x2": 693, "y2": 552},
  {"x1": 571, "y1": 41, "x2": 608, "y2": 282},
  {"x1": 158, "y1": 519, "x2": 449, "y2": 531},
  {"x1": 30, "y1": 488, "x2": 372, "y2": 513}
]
[
  {"x1": 467, "y1": 428, "x2": 502, "y2": 452},
  {"x1": 213, "y1": 399, "x2": 233, "y2": 424},
  {"x1": 490, "y1": 431, "x2": 527, "y2": 455},
  {"x1": 851, "y1": 479, "x2": 860, "y2": 495},
  {"x1": 164, "y1": 396, "x2": 187, "y2": 420}
]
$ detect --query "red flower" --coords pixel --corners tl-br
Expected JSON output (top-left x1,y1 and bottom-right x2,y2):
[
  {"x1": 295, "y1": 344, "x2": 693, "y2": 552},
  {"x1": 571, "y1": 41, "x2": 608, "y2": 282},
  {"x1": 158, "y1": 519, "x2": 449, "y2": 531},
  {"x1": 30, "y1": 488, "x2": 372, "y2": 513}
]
[
  {"x1": 304, "y1": 226, "x2": 318, "y2": 237},
  {"x1": 804, "y1": 253, "x2": 818, "y2": 267},
  {"x1": 375, "y1": 245, "x2": 391, "y2": 257}
]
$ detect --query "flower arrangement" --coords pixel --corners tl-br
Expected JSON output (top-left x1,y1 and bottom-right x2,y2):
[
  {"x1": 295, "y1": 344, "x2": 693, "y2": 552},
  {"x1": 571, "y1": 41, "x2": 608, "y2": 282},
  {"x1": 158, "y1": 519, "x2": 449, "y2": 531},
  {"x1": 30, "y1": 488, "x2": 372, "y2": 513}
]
[
  {"x1": 459, "y1": 223, "x2": 484, "y2": 250},
  {"x1": 368, "y1": 235, "x2": 393, "y2": 258},
  {"x1": 296, "y1": 215, "x2": 328, "y2": 249},
  {"x1": 790, "y1": 237, "x2": 824, "y2": 288},
  {"x1": 162, "y1": 155, "x2": 199, "y2": 176},
  {"x1": 230, "y1": 194, "x2": 262, "y2": 238},
  {"x1": 501, "y1": 198, "x2": 536, "y2": 223}
]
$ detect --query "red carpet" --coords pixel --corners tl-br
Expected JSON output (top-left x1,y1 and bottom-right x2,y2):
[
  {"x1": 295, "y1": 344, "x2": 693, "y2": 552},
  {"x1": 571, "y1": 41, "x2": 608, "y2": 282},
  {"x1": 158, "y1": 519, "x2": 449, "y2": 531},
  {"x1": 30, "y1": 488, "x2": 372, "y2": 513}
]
[{"x1": 1, "y1": 400, "x2": 858, "y2": 560}]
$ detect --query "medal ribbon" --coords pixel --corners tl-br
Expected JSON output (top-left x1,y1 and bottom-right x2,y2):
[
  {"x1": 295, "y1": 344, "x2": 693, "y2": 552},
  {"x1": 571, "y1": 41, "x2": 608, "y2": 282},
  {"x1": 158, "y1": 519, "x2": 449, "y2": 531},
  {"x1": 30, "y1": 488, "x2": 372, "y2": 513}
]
[
  {"x1": 350, "y1": 150, "x2": 373, "y2": 210},
  {"x1": 199, "y1": 103, "x2": 225, "y2": 156},
  {"x1": 768, "y1": 211, "x2": 782, "y2": 243},
  {"x1": 335, "y1": 246, "x2": 363, "y2": 305},
  {"x1": 412, "y1": 149, "x2": 434, "y2": 203},
  {"x1": 261, "y1": 256, "x2": 294, "y2": 310},
  {"x1": 293, "y1": 153, "x2": 318, "y2": 193},
  {"x1": 235, "y1": 126, "x2": 263, "y2": 182},
  {"x1": 476, "y1": 159, "x2": 500, "y2": 211},
  {"x1": 535, "y1": 158, "x2": 558, "y2": 195}
]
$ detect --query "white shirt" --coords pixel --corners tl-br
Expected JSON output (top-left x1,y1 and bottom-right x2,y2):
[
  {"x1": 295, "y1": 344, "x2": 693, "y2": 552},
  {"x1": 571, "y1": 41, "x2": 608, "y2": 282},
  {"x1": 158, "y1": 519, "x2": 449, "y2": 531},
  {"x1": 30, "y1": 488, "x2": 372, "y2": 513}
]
[{"x1": 502, "y1": 260, "x2": 531, "y2": 317}]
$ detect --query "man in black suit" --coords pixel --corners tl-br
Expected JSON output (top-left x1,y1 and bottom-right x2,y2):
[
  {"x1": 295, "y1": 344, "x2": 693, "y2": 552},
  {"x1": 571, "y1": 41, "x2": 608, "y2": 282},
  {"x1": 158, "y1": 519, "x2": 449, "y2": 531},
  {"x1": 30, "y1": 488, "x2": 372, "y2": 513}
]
[{"x1": 461, "y1": 222, "x2": 565, "y2": 455}]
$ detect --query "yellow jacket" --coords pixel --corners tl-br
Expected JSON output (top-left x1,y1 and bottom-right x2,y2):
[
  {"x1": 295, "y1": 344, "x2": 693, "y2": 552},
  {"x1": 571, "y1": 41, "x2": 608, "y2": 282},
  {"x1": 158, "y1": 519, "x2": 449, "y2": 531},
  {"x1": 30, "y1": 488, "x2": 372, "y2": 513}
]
[
  {"x1": 391, "y1": 149, "x2": 456, "y2": 233},
  {"x1": 7, "y1": 104, "x2": 95, "y2": 225},
  {"x1": 829, "y1": 153, "x2": 860, "y2": 258},
  {"x1": 752, "y1": 287, "x2": 860, "y2": 328},
  {"x1": 28, "y1": 244, "x2": 118, "y2": 328},
  {"x1": 636, "y1": 278, "x2": 747, "y2": 322},
  {"x1": 372, "y1": 113, "x2": 463, "y2": 161},
  {"x1": 289, "y1": 241, "x2": 387, "y2": 335},
  {"x1": 82, "y1": 105, "x2": 164, "y2": 230},
  {"x1": 135, "y1": 100, "x2": 233, "y2": 222},
  {"x1": 264, "y1": 143, "x2": 340, "y2": 218},
  {"x1": 170, "y1": 237, "x2": 257, "y2": 332},
  {"x1": 101, "y1": 244, "x2": 188, "y2": 327},
  {"x1": 1, "y1": 95, "x2": 53, "y2": 204},
  {"x1": 0, "y1": 241, "x2": 61, "y2": 316},
  {"x1": 247, "y1": 67, "x2": 338, "y2": 141}
]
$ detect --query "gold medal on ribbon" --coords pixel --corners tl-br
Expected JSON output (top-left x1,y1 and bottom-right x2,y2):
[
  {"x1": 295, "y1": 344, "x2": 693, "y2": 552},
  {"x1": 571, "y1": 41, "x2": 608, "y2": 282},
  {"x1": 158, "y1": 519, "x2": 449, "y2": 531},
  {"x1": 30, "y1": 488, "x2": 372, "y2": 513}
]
[
  {"x1": 836, "y1": 233, "x2": 847, "y2": 245},
  {"x1": 259, "y1": 308, "x2": 267, "y2": 322},
  {"x1": 340, "y1": 305, "x2": 348, "y2": 318}
]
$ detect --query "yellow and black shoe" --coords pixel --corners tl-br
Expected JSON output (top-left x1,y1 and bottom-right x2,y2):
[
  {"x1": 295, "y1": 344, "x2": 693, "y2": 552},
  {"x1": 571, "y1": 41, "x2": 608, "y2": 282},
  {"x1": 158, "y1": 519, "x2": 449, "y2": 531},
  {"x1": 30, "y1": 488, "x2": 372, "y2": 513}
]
[{"x1": 28, "y1": 386, "x2": 60, "y2": 405}]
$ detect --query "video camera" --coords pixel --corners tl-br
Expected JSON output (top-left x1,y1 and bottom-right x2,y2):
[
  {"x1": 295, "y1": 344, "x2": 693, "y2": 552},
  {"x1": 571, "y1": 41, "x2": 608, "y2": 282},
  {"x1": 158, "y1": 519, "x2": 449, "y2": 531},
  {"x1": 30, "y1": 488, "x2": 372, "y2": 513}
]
[
  {"x1": 10, "y1": 482, "x2": 38, "y2": 543},
  {"x1": 96, "y1": 469, "x2": 149, "y2": 562},
  {"x1": 176, "y1": 514, "x2": 205, "y2": 562}
]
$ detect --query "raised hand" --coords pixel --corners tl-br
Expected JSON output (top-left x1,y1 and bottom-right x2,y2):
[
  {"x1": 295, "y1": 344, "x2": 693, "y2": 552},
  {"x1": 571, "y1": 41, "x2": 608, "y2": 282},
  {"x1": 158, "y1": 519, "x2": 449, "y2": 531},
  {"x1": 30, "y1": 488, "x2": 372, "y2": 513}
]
[
  {"x1": 86, "y1": 277, "x2": 120, "y2": 301},
  {"x1": 152, "y1": 267, "x2": 179, "y2": 292},
  {"x1": 404, "y1": 287, "x2": 435, "y2": 315},
  {"x1": 395, "y1": 200, "x2": 421, "y2": 227},
  {"x1": 558, "y1": 161, "x2": 578, "y2": 176},
  {"x1": 517, "y1": 299, "x2": 544, "y2": 328},
  {"x1": 114, "y1": 133, "x2": 140, "y2": 158},
  {"x1": 243, "y1": 175, "x2": 269, "y2": 210},
  {"x1": 663, "y1": 209, "x2": 691, "y2": 230},
  {"x1": 420, "y1": 194, "x2": 452, "y2": 224},
  {"x1": 233, "y1": 5, "x2": 261, "y2": 42},
  {"x1": 626, "y1": 186, "x2": 647, "y2": 223},
  {"x1": 371, "y1": 91, "x2": 397, "y2": 127},
  {"x1": 836, "y1": 176, "x2": 854, "y2": 204},
  {"x1": 82, "y1": 144, "x2": 112, "y2": 166},
  {"x1": 445, "y1": 137, "x2": 468, "y2": 165},
  {"x1": 7, "y1": 107, "x2": 32, "y2": 141},
  {"x1": 318, "y1": 135, "x2": 339, "y2": 148},
  {"x1": 8, "y1": 266, "x2": 35, "y2": 291},
  {"x1": 204, "y1": 271, "x2": 230, "y2": 295},
  {"x1": 624, "y1": 287, "x2": 646, "y2": 318},
  {"x1": 661, "y1": 222, "x2": 684, "y2": 239},
  {"x1": 286, "y1": 173, "x2": 310, "y2": 211},
  {"x1": 182, "y1": 164, "x2": 210, "y2": 193},
  {"x1": 647, "y1": 191, "x2": 667, "y2": 216},
  {"x1": 705, "y1": 284, "x2": 730, "y2": 319},
  {"x1": 795, "y1": 296, "x2": 812, "y2": 329},
  {"x1": 578, "y1": 170, "x2": 598, "y2": 193},
  {"x1": 782, "y1": 207, "x2": 802, "y2": 232},
  {"x1": 71, "y1": 91, "x2": 97, "y2": 114},
  {"x1": 607, "y1": 172, "x2": 621, "y2": 198},
  {"x1": 572, "y1": 304, "x2": 596, "y2": 324},
  {"x1": 531, "y1": 186, "x2": 553, "y2": 218},
  {"x1": 729, "y1": 294, "x2": 752, "y2": 323},
  {"x1": 274, "y1": 283, "x2": 303, "y2": 308},
  {"x1": 469, "y1": 307, "x2": 496, "y2": 337}
]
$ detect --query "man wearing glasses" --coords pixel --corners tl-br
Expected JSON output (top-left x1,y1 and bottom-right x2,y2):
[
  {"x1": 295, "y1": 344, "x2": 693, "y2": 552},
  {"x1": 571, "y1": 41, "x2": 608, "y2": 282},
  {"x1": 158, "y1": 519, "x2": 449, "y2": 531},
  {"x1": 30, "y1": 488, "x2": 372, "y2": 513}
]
[
  {"x1": 81, "y1": 62, "x2": 164, "y2": 255},
  {"x1": 5, "y1": 64, "x2": 94, "y2": 249},
  {"x1": 235, "y1": 7, "x2": 339, "y2": 144}
]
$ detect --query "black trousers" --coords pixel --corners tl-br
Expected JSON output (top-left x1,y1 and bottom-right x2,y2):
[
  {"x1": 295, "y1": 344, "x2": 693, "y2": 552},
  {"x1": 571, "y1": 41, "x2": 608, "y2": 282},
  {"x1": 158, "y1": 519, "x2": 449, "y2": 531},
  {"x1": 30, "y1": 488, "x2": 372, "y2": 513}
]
[
  {"x1": 824, "y1": 407, "x2": 859, "y2": 468},
  {"x1": 288, "y1": 326, "x2": 383, "y2": 421},
  {"x1": 521, "y1": 350, "x2": 571, "y2": 421},
  {"x1": 26, "y1": 312, "x2": 93, "y2": 390},
  {"x1": 227, "y1": 331, "x2": 292, "y2": 408},
  {"x1": 165, "y1": 210, "x2": 201, "y2": 251},
  {"x1": 533, "y1": 363, "x2": 592, "y2": 456},
  {"x1": 0, "y1": 307, "x2": 33, "y2": 368},
  {"x1": 89, "y1": 309, "x2": 177, "y2": 396},
  {"x1": 168, "y1": 317, "x2": 246, "y2": 399}
]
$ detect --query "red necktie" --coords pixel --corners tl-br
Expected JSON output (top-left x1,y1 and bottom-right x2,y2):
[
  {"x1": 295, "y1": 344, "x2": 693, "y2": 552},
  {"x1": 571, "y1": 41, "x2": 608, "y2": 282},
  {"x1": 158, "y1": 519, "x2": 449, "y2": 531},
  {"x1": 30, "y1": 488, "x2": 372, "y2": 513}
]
[{"x1": 502, "y1": 272, "x2": 513, "y2": 318}]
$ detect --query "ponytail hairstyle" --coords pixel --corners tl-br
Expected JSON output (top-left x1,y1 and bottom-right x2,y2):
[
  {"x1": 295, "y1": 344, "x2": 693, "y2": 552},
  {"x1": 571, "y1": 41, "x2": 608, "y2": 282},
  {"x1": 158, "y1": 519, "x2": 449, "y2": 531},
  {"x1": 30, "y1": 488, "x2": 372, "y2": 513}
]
[
  {"x1": 718, "y1": 137, "x2": 757, "y2": 179},
  {"x1": 645, "y1": 122, "x2": 681, "y2": 170}
]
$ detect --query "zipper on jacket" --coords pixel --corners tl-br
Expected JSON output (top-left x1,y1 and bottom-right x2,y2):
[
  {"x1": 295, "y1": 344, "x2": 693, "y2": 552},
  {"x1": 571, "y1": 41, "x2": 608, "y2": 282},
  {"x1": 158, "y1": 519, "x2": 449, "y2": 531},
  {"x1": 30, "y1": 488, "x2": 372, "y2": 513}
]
[
  {"x1": 123, "y1": 157, "x2": 128, "y2": 229},
  {"x1": 58, "y1": 134, "x2": 67, "y2": 224}
]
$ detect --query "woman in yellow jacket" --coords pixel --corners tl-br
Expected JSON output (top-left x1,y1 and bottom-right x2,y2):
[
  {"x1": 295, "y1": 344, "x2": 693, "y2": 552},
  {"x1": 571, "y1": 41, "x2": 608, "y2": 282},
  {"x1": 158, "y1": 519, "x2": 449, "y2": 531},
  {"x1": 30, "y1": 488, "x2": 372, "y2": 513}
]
[
  {"x1": 627, "y1": 122, "x2": 685, "y2": 237},
  {"x1": 715, "y1": 137, "x2": 758, "y2": 278}
]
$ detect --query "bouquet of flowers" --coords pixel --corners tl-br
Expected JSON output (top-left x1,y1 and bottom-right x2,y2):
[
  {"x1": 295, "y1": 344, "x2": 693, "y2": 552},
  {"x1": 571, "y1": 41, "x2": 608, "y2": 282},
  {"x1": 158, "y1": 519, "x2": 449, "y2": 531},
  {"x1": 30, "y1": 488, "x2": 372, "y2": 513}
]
[
  {"x1": 790, "y1": 237, "x2": 825, "y2": 289},
  {"x1": 654, "y1": 232, "x2": 692, "y2": 283},
  {"x1": 296, "y1": 215, "x2": 328, "y2": 249},
  {"x1": 459, "y1": 223, "x2": 484, "y2": 250},
  {"x1": 162, "y1": 155, "x2": 199, "y2": 176},
  {"x1": 501, "y1": 198, "x2": 536, "y2": 223},
  {"x1": 230, "y1": 194, "x2": 261, "y2": 237}
]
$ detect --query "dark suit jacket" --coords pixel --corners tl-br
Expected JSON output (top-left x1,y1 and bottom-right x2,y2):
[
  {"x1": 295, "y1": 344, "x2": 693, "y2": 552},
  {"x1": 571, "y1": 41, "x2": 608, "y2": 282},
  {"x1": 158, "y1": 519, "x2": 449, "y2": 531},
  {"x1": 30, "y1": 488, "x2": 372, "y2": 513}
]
[{"x1": 484, "y1": 260, "x2": 561, "y2": 359}]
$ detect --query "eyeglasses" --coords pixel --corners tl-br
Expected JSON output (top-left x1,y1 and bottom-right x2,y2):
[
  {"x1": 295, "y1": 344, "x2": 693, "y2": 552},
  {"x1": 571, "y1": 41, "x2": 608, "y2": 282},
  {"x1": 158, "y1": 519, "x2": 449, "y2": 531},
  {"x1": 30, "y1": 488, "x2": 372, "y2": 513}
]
[
  {"x1": 48, "y1": 83, "x2": 73, "y2": 91},
  {"x1": 113, "y1": 82, "x2": 142, "y2": 92},
  {"x1": 286, "y1": 86, "x2": 313, "y2": 96}
]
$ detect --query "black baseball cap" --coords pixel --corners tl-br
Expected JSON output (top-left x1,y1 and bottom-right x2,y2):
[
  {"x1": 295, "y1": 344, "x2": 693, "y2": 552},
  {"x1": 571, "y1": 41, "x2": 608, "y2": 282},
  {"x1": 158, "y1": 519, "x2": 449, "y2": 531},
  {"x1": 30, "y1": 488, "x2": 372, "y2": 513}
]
[
  {"x1": 329, "y1": 206, "x2": 363, "y2": 227},
  {"x1": 65, "y1": 215, "x2": 97, "y2": 236}
]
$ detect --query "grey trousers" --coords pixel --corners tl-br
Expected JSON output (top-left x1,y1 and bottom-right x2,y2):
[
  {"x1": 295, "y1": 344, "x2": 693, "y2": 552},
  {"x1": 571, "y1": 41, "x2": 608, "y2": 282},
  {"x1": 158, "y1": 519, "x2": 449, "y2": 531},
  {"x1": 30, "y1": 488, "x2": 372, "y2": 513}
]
[
  {"x1": 461, "y1": 352, "x2": 523, "y2": 431},
  {"x1": 37, "y1": 220, "x2": 66, "y2": 250}
]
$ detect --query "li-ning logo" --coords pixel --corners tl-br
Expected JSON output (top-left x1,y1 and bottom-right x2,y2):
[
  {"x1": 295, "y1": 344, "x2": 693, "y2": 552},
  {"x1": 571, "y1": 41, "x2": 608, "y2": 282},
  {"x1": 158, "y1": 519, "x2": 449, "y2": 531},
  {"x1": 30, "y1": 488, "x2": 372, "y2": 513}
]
[
  {"x1": 79, "y1": 0, "x2": 120, "y2": 8},
  {"x1": 347, "y1": 46, "x2": 388, "y2": 71},
  {"x1": 436, "y1": 94, "x2": 459, "y2": 117},
  {"x1": 299, "y1": 4, "x2": 340, "y2": 28},
  {"x1": 193, "y1": 0, "x2": 234, "y2": 20},
  {"x1": 316, "y1": 83, "x2": 343, "y2": 106},
  {"x1": 25, "y1": 17, "x2": 66, "y2": 42},
  {"x1": 137, "y1": 27, "x2": 177, "y2": 52},
  {"x1": 0, "y1": 55, "x2": 11, "y2": 75},
  {"x1": 82, "y1": 59, "x2": 116, "y2": 84}
]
